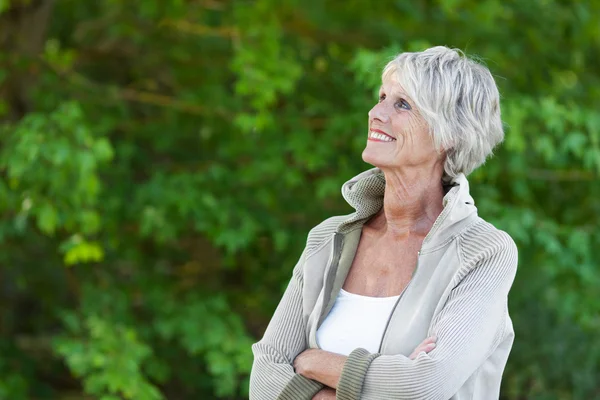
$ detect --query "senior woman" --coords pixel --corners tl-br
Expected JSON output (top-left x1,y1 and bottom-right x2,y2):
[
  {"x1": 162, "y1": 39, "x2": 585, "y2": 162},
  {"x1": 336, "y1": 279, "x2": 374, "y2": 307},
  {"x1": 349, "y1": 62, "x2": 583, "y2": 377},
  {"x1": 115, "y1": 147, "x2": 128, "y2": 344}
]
[{"x1": 250, "y1": 46, "x2": 518, "y2": 400}]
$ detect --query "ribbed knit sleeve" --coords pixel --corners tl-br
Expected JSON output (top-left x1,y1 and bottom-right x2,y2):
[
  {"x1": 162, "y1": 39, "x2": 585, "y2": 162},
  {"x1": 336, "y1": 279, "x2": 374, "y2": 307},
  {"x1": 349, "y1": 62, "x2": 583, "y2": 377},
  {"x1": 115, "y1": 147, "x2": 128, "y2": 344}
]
[
  {"x1": 250, "y1": 249, "x2": 324, "y2": 400},
  {"x1": 337, "y1": 348, "x2": 381, "y2": 400},
  {"x1": 336, "y1": 232, "x2": 518, "y2": 400}
]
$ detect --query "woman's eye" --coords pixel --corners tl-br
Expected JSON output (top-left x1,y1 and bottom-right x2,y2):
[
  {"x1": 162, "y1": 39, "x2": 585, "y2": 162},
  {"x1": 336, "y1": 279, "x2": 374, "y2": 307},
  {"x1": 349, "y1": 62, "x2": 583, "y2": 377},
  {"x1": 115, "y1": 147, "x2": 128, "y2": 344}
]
[
  {"x1": 379, "y1": 94, "x2": 386, "y2": 102},
  {"x1": 395, "y1": 100, "x2": 411, "y2": 110}
]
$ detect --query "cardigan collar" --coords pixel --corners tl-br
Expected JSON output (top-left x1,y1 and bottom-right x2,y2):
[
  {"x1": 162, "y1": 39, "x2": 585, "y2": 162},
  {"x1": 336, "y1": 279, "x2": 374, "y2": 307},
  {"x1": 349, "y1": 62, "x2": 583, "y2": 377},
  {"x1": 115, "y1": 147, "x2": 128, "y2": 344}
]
[{"x1": 337, "y1": 167, "x2": 478, "y2": 251}]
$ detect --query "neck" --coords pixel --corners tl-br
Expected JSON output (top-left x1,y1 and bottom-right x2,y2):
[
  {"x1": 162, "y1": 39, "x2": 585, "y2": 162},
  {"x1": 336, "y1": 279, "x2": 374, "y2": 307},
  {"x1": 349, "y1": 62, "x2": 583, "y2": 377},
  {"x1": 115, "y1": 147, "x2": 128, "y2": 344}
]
[{"x1": 369, "y1": 168, "x2": 445, "y2": 240}]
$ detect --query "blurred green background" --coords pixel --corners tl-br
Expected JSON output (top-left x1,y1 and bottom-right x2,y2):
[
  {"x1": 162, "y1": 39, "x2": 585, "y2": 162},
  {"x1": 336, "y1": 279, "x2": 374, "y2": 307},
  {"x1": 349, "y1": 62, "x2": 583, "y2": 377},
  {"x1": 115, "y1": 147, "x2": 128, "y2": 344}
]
[{"x1": 1, "y1": 0, "x2": 599, "y2": 399}]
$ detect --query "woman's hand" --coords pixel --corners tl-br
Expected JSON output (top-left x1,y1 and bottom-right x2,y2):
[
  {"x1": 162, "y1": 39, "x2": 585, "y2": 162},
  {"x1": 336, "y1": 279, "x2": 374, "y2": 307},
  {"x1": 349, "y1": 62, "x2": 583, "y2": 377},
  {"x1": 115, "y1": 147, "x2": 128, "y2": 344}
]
[
  {"x1": 312, "y1": 387, "x2": 336, "y2": 400},
  {"x1": 409, "y1": 336, "x2": 437, "y2": 360},
  {"x1": 293, "y1": 349, "x2": 346, "y2": 389}
]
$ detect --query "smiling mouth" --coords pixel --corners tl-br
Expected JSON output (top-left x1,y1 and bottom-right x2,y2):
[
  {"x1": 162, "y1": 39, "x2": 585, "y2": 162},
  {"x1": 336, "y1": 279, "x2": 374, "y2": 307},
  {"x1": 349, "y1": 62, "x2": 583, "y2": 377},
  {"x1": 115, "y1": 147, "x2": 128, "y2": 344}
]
[{"x1": 369, "y1": 130, "x2": 396, "y2": 142}]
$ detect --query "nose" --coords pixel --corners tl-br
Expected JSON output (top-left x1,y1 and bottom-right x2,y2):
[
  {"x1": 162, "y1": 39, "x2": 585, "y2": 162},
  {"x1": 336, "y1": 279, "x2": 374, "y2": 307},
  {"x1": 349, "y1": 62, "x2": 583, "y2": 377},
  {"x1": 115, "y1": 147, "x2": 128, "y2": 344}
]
[{"x1": 368, "y1": 101, "x2": 389, "y2": 125}]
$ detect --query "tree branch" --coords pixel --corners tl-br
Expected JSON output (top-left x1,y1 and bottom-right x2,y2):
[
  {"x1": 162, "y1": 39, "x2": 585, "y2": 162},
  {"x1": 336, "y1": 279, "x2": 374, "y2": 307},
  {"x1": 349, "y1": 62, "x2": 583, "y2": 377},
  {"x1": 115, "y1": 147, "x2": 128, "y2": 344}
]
[{"x1": 527, "y1": 168, "x2": 597, "y2": 181}]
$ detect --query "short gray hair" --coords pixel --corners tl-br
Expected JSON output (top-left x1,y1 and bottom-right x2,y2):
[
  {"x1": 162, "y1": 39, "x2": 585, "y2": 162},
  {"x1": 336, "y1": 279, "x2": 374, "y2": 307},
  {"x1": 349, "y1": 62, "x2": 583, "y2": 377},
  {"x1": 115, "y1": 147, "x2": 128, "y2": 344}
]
[{"x1": 382, "y1": 46, "x2": 504, "y2": 179}]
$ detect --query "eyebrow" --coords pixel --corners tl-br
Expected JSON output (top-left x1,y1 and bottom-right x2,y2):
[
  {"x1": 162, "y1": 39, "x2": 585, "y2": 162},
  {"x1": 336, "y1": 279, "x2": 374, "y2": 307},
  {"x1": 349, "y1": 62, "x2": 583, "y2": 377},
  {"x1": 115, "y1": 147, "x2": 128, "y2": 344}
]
[{"x1": 379, "y1": 86, "x2": 411, "y2": 100}]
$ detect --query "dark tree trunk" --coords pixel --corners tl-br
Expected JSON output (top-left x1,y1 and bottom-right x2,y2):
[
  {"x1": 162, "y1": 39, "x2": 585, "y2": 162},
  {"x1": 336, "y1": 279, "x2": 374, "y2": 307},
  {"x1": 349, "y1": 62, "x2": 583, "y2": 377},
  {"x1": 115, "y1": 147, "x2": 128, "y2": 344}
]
[{"x1": 0, "y1": 0, "x2": 55, "y2": 120}]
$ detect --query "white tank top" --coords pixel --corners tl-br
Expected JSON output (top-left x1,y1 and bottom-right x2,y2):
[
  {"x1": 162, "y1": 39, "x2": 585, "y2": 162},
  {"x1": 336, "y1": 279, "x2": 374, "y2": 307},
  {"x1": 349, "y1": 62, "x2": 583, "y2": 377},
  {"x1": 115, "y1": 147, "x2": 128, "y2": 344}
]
[{"x1": 315, "y1": 288, "x2": 400, "y2": 356}]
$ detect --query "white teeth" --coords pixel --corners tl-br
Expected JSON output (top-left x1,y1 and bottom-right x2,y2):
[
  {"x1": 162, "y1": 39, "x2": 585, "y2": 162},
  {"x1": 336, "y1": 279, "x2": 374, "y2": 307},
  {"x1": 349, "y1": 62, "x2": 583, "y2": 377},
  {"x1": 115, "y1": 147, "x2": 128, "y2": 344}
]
[{"x1": 370, "y1": 132, "x2": 394, "y2": 142}]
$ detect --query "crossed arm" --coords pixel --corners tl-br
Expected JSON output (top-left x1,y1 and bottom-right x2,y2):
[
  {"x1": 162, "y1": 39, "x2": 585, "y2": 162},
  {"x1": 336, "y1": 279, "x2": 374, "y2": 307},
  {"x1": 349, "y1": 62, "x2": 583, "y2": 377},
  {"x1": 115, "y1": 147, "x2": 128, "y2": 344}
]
[
  {"x1": 294, "y1": 337, "x2": 438, "y2": 399},
  {"x1": 250, "y1": 238, "x2": 517, "y2": 400},
  {"x1": 299, "y1": 241, "x2": 517, "y2": 400}
]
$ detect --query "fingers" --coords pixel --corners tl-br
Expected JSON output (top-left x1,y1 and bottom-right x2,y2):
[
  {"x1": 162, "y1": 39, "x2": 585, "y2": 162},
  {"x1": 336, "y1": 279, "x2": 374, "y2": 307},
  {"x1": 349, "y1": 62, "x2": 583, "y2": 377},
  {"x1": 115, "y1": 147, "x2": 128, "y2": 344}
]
[
  {"x1": 408, "y1": 343, "x2": 436, "y2": 360},
  {"x1": 408, "y1": 336, "x2": 437, "y2": 360},
  {"x1": 420, "y1": 336, "x2": 437, "y2": 346}
]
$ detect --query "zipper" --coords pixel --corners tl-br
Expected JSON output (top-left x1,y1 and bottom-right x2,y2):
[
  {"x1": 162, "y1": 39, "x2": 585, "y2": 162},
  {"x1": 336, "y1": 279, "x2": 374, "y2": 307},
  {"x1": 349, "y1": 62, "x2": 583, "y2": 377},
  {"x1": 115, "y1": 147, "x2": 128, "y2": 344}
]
[
  {"x1": 377, "y1": 250, "x2": 421, "y2": 353},
  {"x1": 316, "y1": 232, "x2": 344, "y2": 329}
]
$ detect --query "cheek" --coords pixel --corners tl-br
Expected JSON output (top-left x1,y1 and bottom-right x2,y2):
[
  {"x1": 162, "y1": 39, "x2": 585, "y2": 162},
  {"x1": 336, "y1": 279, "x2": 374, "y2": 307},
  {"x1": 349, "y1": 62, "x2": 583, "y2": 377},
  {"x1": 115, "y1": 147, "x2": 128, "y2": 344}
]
[
  {"x1": 392, "y1": 115, "x2": 435, "y2": 156},
  {"x1": 393, "y1": 114, "x2": 427, "y2": 142},
  {"x1": 407, "y1": 114, "x2": 429, "y2": 136}
]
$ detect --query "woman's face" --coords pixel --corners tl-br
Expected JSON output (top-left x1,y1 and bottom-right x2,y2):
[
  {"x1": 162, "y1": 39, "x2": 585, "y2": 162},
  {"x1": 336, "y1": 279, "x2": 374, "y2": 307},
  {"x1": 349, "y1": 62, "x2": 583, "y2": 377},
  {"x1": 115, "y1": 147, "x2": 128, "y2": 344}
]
[{"x1": 362, "y1": 78, "x2": 443, "y2": 171}]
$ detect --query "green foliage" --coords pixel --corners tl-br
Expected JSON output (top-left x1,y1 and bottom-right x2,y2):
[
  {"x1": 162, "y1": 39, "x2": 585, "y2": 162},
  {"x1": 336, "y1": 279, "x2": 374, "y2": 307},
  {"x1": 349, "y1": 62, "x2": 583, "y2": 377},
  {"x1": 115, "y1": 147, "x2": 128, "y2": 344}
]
[
  {"x1": 53, "y1": 314, "x2": 161, "y2": 400},
  {"x1": 0, "y1": 101, "x2": 112, "y2": 241},
  {"x1": 0, "y1": 0, "x2": 599, "y2": 398},
  {"x1": 151, "y1": 293, "x2": 253, "y2": 397}
]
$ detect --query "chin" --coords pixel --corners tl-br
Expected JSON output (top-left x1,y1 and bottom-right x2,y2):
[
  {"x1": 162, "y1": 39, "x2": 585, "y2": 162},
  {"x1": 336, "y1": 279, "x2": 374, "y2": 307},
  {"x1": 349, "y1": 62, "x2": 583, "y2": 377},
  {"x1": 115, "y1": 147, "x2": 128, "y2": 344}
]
[{"x1": 362, "y1": 147, "x2": 393, "y2": 168}]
